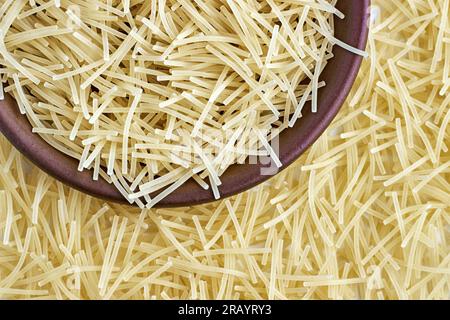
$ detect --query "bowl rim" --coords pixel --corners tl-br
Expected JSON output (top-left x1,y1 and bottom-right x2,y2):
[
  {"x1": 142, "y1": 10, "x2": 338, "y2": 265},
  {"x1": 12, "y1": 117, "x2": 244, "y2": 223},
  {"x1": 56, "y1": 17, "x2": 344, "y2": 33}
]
[{"x1": 0, "y1": 0, "x2": 370, "y2": 207}]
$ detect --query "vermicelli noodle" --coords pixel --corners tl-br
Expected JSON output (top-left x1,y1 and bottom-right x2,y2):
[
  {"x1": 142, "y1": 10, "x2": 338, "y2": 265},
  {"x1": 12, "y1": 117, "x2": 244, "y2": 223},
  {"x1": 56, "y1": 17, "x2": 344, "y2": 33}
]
[{"x1": 0, "y1": 0, "x2": 364, "y2": 206}]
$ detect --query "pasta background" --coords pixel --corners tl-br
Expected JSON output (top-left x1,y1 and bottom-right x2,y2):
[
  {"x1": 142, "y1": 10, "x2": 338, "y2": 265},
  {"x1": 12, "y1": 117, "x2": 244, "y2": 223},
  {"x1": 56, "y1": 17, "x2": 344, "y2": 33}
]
[{"x1": 0, "y1": 0, "x2": 449, "y2": 299}]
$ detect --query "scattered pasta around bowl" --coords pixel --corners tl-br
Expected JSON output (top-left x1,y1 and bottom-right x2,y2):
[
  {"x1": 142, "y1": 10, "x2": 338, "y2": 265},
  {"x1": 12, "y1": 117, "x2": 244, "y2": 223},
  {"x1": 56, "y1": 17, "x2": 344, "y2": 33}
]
[
  {"x1": 0, "y1": 0, "x2": 449, "y2": 301},
  {"x1": 0, "y1": 0, "x2": 365, "y2": 207}
]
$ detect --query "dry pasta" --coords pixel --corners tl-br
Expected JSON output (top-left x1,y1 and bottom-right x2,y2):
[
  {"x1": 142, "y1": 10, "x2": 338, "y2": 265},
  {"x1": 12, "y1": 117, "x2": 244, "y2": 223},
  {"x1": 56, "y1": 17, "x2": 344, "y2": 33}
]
[
  {"x1": 0, "y1": 0, "x2": 364, "y2": 207},
  {"x1": 0, "y1": 0, "x2": 448, "y2": 301}
]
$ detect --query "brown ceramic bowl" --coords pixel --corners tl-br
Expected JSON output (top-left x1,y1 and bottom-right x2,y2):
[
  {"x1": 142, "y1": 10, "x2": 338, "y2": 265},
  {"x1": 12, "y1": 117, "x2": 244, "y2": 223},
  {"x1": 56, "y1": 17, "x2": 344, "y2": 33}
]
[{"x1": 0, "y1": 1, "x2": 370, "y2": 207}]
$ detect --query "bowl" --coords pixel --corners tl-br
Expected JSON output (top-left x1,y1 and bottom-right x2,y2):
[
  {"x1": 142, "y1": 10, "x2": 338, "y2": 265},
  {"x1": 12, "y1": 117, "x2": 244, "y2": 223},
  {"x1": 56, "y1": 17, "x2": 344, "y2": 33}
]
[{"x1": 0, "y1": 0, "x2": 370, "y2": 207}]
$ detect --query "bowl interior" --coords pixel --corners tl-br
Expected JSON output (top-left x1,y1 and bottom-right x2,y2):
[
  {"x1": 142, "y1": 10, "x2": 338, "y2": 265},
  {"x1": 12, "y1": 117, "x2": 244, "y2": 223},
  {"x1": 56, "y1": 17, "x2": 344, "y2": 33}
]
[{"x1": 0, "y1": 0, "x2": 370, "y2": 207}]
